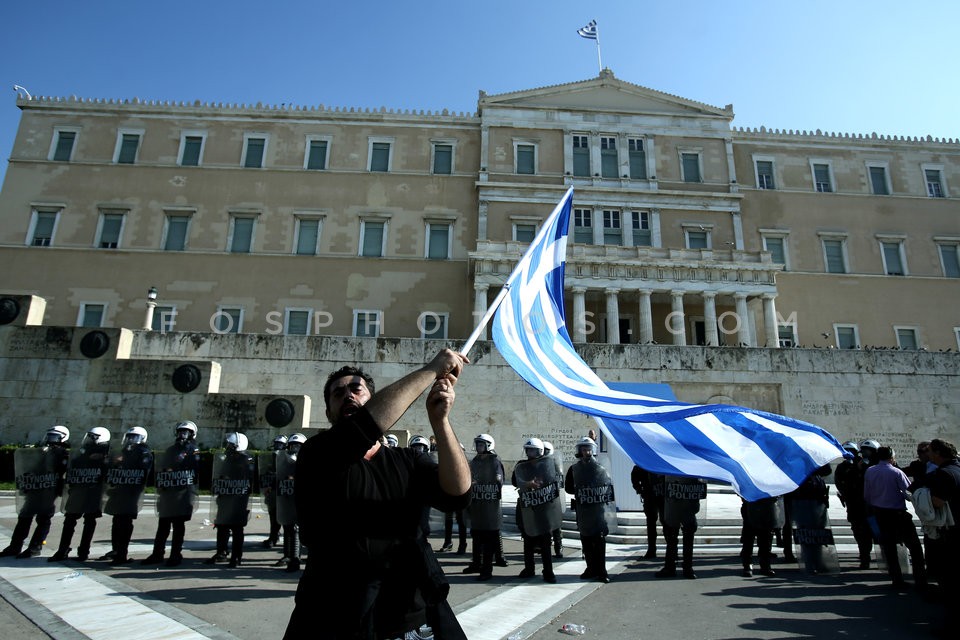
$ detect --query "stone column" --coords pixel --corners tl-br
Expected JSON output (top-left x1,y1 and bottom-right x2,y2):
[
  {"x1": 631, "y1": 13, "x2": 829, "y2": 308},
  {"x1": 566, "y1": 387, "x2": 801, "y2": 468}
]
[
  {"x1": 763, "y1": 293, "x2": 780, "y2": 348},
  {"x1": 702, "y1": 291, "x2": 719, "y2": 346},
  {"x1": 734, "y1": 292, "x2": 752, "y2": 347},
  {"x1": 572, "y1": 287, "x2": 587, "y2": 343},
  {"x1": 605, "y1": 288, "x2": 620, "y2": 344},
  {"x1": 670, "y1": 290, "x2": 686, "y2": 346},
  {"x1": 637, "y1": 289, "x2": 653, "y2": 344},
  {"x1": 473, "y1": 283, "x2": 489, "y2": 341}
]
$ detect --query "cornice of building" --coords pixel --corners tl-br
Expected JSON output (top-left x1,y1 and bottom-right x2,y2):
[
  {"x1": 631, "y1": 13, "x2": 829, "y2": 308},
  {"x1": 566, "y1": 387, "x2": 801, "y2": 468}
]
[
  {"x1": 732, "y1": 125, "x2": 959, "y2": 148},
  {"x1": 15, "y1": 95, "x2": 479, "y2": 123}
]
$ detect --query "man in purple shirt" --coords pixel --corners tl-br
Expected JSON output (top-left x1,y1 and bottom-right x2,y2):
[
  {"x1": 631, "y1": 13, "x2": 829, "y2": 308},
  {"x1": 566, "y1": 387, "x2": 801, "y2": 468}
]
[{"x1": 863, "y1": 446, "x2": 927, "y2": 590}]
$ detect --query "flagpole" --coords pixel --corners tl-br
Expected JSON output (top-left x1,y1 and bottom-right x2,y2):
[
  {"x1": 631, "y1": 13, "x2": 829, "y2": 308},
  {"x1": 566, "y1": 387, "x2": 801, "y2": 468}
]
[
  {"x1": 595, "y1": 25, "x2": 603, "y2": 74},
  {"x1": 460, "y1": 187, "x2": 574, "y2": 357}
]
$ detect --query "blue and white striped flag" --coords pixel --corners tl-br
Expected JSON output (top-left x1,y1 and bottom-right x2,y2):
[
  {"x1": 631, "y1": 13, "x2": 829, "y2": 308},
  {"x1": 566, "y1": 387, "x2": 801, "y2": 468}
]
[
  {"x1": 490, "y1": 187, "x2": 847, "y2": 501},
  {"x1": 577, "y1": 20, "x2": 598, "y2": 40}
]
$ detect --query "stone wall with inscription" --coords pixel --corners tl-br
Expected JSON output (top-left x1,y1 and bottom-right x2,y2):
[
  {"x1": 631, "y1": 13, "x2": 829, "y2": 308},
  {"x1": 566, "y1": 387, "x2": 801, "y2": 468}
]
[{"x1": 0, "y1": 326, "x2": 957, "y2": 467}]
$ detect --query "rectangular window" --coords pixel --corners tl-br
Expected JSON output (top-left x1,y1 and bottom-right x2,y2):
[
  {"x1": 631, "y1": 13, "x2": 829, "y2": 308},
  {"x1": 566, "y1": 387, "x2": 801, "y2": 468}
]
[
  {"x1": 370, "y1": 142, "x2": 391, "y2": 172},
  {"x1": 881, "y1": 240, "x2": 905, "y2": 275},
  {"x1": 229, "y1": 216, "x2": 255, "y2": 253},
  {"x1": 420, "y1": 312, "x2": 448, "y2": 339},
  {"x1": 432, "y1": 143, "x2": 452, "y2": 175},
  {"x1": 97, "y1": 212, "x2": 124, "y2": 249},
  {"x1": 686, "y1": 230, "x2": 709, "y2": 249},
  {"x1": 602, "y1": 210, "x2": 621, "y2": 245},
  {"x1": 573, "y1": 209, "x2": 593, "y2": 243},
  {"x1": 152, "y1": 306, "x2": 177, "y2": 333},
  {"x1": 777, "y1": 325, "x2": 796, "y2": 348},
  {"x1": 214, "y1": 307, "x2": 243, "y2": 334},
  {"x1": 426, "y1": 223, "x2": 450, "y2": 259},
  {"x1": 306, "y1": 139, "x2": 328, "y2": 170},
  {"x1": 631, "y1": 211, "x2": 651, "y2": 247},
  {"x1": 756, "y1": 160, "x2": 775, "y2": 189},
  {"x1": 681, "y1": 152, "x2": 701, "y2": 182},
  {"x1": 823, "y1": 238, "x2": 847, "y2": 273},
  {"x1": 78, "y1": 303, "x2": 105, "y2": 328},
  {"x1": 813, "y1": 163, "x2": 833, "y2": 192},
  {"x1": 243, "y1": 136, "x2": 266, "y2": 168},
  {"x1": 516, "y1": 144, "x2": 535, "y2": 175},
  {"x1": 51, "y1": 130, "x2": 76, "y2": 162},
  {"x1": 600, "y1": 136, "x2": 618, "y2": 178},
  {"x1": 896, "y1": 327, "x2": 919, "y2": 350},
  {"x1": 285, "y1": 309, "x2": 311, "y2": 336},
  {"x1": 836, "y1": 325, "x2": 858, "y2": 349},
  {"x1": 939, "y1": 243, "x2": 960, "y2": 277},
  {"x1": 180, "y1": 135, "x2": 203, "y2": 166},
  {"x1": 572, "y1": 135, "x2": 590, "y2": 177},
  {"x1": 353, "y1": 310, "x2": 382, "y2": 338},
  {"x1": 926, "y1": 168, "x2": 945, "y2": 197},
  {"x1": 116, "y1": 133, "x2": 141, "y2": 164},
  {"x1": 628, "y1": 139, "x2": 647, "y2": 179},
  {"x1": 29, "y1": 210, "x2": 58, "y2": 247},
  {"x1": 764, "y1": 237, "x2": 786, "y2": 265},
  {"x1": 360, "y1": 220, "x2": 385, "y2": 257},
  {"x1": 869, "y1": 165, "x2": 889, "y2": 195},
  {"x1": 164, "y1": 215, "x2": 190, "y2": 251},
  {"x1": 514, "y1": 223, "x2": 536, "y2": 243},
  {"x1": 295, "y1": 218, "x2": 321, "y2": 255}
]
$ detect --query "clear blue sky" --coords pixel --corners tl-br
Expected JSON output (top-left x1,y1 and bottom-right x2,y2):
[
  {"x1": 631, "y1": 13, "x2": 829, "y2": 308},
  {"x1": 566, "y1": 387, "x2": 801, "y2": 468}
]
[{"x1": 2, "y1": 1, "x2": 959, "y2": 186}]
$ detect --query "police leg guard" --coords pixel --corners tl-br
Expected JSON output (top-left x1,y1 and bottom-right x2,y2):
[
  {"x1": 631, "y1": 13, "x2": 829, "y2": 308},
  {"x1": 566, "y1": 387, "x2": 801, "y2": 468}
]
[
  {"x1": 51, "y1": 513, "x2": 80, "y2": 560},
  {"x1": 77, "y1": 513, "x2": 99, "y2": 560}
]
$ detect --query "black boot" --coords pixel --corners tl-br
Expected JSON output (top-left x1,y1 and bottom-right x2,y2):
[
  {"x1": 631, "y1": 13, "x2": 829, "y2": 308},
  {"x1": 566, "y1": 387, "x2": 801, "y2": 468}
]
[
  {"x1": 656, "y1": 527, "x2": 678, "y2": 577},
  {"x1": 681, "y1": 527, "x2": 697, "y2": 579}
]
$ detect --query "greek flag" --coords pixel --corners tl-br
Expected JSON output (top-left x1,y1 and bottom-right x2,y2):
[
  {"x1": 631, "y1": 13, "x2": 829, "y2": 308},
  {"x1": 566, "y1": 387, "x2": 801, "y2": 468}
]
[
  {"x1": 577, "y1": 20, "x2": 598, "y2": 40},
  {"x1": 490, "y1": 187, "x2": 847, "y2": 501}
]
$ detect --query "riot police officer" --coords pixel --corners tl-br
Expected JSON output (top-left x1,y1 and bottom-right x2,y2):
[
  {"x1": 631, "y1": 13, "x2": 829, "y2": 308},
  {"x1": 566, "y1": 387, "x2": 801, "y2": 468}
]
[
  {"x1": 1, "y1": 426, "x2": 71, "y2": 558},
  {"x1": 543, "y1": 440, "x2": 565, "y2": 559},
  {"x1": 142, "y1": 420, "x2": 201, "y2": 567},
  {"x1": 657, "y1": 474, "x2": 706, "y2": 579},
  {"x1": 100, "y1": 426, "x2": 153, "y2": 564},
  {"x1": 206, "y1": 432, "x2": 255, "y2": 567},
  {"x1": 512, "y1": 437, "x2": 559, "y2": 583},
  {"x1": 631, "y1": 464, "x2": 664, "y2": 559},
  {"x1": 50, "y1": 427, "x2": 111, "y2": 561},
  {"x1": 277, "y1": 433, "x2": 304, "y2": 571},
  {"x1": 739, "y1": 495, "x2": 784, "y2": 577},
  {"x1": 565, "y1": 436, "x2": 614, "y2": 583},
  {"x1": 833, "y1": 440, "x2": 874, "y2": 568},
  {"x1": 260, "y1": 434, "x2": 287, "y2": 549},
  {"x1": 462, "y1": 433, "x2": 504, "y2": 580}
]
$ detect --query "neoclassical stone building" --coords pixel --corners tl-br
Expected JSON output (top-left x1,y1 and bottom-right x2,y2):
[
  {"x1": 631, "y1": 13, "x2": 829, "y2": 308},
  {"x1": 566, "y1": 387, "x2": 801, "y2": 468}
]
[{"x1": 1, "y1": 70, "x2": 958, "y2": 351}]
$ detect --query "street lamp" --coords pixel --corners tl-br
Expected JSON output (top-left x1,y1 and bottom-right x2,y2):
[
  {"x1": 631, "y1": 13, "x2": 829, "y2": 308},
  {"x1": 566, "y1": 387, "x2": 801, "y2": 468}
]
[{"x1": 143, "y1": 286, "x2": 158, "y2": 330}]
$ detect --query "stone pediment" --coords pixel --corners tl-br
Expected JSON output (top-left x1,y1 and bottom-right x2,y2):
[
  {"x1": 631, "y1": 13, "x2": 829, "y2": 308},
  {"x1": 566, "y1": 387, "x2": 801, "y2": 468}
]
[{"x1": 479, "y1": 69, "x2": 733, "y2": 119}]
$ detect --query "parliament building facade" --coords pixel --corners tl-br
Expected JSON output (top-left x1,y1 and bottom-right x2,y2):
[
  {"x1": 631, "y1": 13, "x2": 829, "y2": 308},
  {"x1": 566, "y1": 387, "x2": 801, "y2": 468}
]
[{"x1": 2, "y1": 70, "x2": 958, "y2": 352}]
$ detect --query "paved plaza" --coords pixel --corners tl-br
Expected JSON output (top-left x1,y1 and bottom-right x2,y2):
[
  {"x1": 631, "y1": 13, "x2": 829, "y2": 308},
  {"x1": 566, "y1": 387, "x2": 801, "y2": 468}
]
[{"x1": 0, "y1": 490, "x2": 947, "y2": 639}]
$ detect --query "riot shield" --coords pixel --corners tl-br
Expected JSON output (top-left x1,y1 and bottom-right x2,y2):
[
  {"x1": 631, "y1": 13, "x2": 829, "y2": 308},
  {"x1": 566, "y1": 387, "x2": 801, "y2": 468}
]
[
  {"x1": 154, "y1": 444, "x2": 199, "y2": 518},
  {"x1": 663, "y1": 476, "x2": 706, "y2": 529},
  {"x1": 744, "y1": 496, "x2": 785, "y2": 531},
  {"x1": 62, "y1": 448, "x2": 108, "y2": 515},
  {"x1": 103, "y1": 444, "x2": 153, "y2": 517},
  {"x1": 468, "y1": 454, "x2": 503, "y2": 531},
  {"x1": 14, "y1": 447, "x2": 61, "y2": 517},
  {"x1": 514, "y1": 458, "x2": 562, "y2": 537},
  {"x1": 275, "y1": 450, "x2": 298, "y2": 527},
  {"x1": 257, "y1": 451, "x2": 278, "y2": 514},
  {"x1": 791, "y1": 498, "x2": 840, "y2": 574},
  {"x1": 571, "y1": 459, "x2": 617, "y2": 537},
  {"x1": 210, "y1": 451, "x2": 254, "y2": 526}
]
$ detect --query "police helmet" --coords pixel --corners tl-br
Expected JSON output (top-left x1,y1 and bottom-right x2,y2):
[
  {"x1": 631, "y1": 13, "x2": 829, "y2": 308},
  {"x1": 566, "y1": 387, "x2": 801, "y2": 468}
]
[
  {"x1": 84, "y1": 427, "x2": 111, "y2": 447},
  {"x1": 272, "y1": 434, "x2": 289, "y2": 450},
  {"x1": 45, "y1": 425, "x2": 70, "y2": 444},
  {"x1": 175, "y1": 420, "x2": 198, "y2": 441},
  {"x1": 523, "y1": 437, "x2": 544, "y2": 459},
  {"x1": 841, "y1": 440, "x2": 860, "y2": 455},
  {"x1": 543, "y1": 441, "x2": 555, "y2": 456},
  {"x1": 576, "y1": 436, "x2": 598, "y2": 458},
  {"x1": 474, "y1": 433, "x2": 495, "y2": 453},
  {"x1": 860, "y1": 439, "x2": 880, "y2": 451},
  {"x1": 287, "y1": 433, "x2": 306, "y2": 455},
  {"x1": 225, "y1": 432, "x2": 248, "y2": 452},
  {"x1": 123, "y1": 426, "x2": 148, "y2": 446},
  {"x1": 385, "y1": 434, "x2": 399, "y2": 448},
  {"x1": 410, "y1": 435, "x2": 430, "y2": 454}
]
